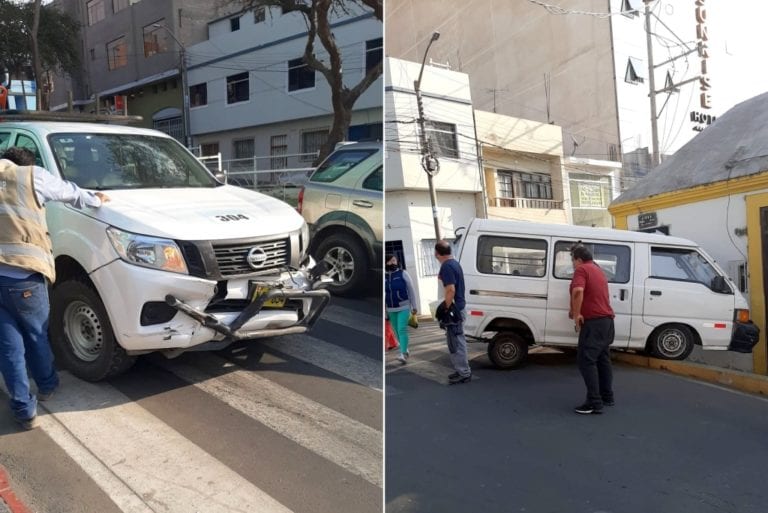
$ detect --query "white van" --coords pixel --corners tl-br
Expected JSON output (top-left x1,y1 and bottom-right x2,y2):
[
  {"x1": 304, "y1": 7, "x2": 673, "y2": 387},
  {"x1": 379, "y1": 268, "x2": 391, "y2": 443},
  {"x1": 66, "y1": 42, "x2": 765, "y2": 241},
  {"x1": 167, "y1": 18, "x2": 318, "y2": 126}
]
[
  {"x1": 456, "y1": 218, "x2": 759, "y2": 368},
  {"x1": 1, "y1": 119, "x2": 330, "y2": 381}
]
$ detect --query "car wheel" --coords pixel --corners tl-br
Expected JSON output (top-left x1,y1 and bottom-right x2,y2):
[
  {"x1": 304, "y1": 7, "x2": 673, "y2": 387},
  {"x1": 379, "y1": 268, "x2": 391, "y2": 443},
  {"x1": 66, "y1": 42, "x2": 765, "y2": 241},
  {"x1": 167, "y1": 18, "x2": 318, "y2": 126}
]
[
  {"x1": 648, "y1": 324, "x2": 695, "y2": 360},
  {"x1": 314, "y1": 234, "x2": 368, "y2": 296},
  {"x1": 50, "y1": 278, "x2": 136, "y2": 381},
  {"x1": 487, "y1": 332, "x2": 528, "y2": 369}
]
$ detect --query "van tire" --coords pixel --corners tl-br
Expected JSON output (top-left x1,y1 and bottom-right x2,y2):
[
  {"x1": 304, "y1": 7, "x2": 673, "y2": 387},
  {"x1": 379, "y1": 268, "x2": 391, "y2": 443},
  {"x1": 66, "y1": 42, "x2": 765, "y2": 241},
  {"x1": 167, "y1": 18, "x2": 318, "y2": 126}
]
[
  {"x1": 648, "y1": 324, "x2": 695, "y2": 360},
  {"x1": 314, "y1": 234, "x2": 368, "y2": 296},
  {"x1": 488, "y1": 332, "x2": 528, "y2": 369},
  {"x1": 50, "y1": 278, "x2": 136, "y2": 381}
]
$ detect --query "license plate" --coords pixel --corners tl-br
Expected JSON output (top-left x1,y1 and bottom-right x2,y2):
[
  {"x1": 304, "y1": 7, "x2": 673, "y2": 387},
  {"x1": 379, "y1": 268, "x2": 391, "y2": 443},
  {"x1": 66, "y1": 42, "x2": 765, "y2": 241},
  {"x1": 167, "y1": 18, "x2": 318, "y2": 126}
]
[{"x1": 251, "y1": 285, "x2": 286, "y2": 308}]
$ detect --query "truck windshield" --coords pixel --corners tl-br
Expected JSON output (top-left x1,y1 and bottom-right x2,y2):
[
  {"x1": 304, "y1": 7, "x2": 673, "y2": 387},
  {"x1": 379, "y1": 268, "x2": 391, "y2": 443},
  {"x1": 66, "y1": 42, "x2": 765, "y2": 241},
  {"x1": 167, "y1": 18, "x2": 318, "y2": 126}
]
[{"x1": 48, "y1": 133, "x2": 218, "y2": 190}]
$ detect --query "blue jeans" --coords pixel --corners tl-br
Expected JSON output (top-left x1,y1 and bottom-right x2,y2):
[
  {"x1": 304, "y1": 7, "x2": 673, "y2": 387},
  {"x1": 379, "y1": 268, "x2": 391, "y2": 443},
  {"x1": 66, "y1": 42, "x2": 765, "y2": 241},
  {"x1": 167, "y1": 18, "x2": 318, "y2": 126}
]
[{"x1": 0, "y1": 273, "x2": 59, "y2": 421}]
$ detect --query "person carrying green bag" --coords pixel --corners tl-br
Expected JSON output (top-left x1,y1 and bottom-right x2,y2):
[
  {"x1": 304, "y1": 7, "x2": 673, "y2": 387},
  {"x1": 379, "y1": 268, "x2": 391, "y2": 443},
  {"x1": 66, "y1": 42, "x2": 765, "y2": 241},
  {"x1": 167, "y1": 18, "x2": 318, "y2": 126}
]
[{"x1": 385, "y1": 253, "x2": 418, "y2": 364}]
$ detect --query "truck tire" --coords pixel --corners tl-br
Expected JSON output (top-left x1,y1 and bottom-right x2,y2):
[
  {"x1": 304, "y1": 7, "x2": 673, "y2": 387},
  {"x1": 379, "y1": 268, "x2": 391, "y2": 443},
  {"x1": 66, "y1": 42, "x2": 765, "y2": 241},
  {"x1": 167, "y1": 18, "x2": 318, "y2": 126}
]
[
  {"x1": 648, "y1": 324, "x2": 695, "y2": 360},
  {"x1": 488, "y1": 332, "x2": 528, "y2": 369},
  {"x1": 314, "y1": 233, "x2": 368, "y2": 296},
  {"x1": 50, "y1": 278, "x2": 136, "y2": 381}
]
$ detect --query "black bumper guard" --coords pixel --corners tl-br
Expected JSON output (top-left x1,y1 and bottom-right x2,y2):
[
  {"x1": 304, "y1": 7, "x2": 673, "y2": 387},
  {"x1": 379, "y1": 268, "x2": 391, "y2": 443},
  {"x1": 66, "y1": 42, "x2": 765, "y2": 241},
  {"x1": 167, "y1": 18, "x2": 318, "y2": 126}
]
[{"x1": 165, "y1": 287, "x2": 331, "y2": 341}]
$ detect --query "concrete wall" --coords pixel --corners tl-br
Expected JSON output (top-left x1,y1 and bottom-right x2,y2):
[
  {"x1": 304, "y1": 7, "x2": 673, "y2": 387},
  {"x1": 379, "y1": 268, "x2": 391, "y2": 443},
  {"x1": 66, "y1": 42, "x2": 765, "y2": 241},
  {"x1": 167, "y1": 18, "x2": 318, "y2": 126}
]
[{"x1": 386, "y1": 0, "x2": 621, "y2": 161}]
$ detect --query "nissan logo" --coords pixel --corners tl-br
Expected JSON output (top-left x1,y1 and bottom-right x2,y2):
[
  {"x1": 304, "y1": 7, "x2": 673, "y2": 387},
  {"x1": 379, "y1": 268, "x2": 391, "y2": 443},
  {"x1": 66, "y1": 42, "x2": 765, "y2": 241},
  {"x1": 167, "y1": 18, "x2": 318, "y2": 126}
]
[{"x1": 246, "y1": 247, "x2": 268, "y2": 269}]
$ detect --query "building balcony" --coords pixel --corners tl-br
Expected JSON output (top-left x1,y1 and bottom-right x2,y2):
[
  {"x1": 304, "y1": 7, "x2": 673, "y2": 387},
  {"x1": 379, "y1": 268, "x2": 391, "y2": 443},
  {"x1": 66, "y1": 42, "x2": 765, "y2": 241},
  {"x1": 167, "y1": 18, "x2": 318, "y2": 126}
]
[
  {"x1": 488, "y1": 196, "x2": 568, "y2": 224},
  {"x1": 493, "y1": 196, "x2": 564, "y2": 210}
]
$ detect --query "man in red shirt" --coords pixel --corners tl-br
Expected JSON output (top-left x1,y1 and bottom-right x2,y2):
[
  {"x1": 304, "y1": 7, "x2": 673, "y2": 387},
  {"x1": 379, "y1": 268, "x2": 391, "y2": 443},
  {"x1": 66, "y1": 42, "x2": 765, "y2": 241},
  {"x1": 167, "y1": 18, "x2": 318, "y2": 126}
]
[{"x1": 569, "y1": 244, "x2": 615, "y2": 415}]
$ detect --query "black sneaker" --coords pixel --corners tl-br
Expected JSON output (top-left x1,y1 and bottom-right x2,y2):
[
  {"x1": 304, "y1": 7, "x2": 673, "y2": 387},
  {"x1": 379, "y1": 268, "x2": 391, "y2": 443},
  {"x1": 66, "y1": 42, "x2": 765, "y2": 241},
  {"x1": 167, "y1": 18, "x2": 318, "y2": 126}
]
[
  {"x1": 448, "y1": 372, "x2": 460, "y2": 380},
  {"x1": 448, "y1": 373, "x2": 471, "y2": 385},
  {"x1": 602, "y1": 399, "x2": 615, "y2": 407},
  {"x1": 574, "y1": 403, "x2": 602, "y2": 415},
  {"x1": 15, "y1": 416, "x2": 40, "y2": 430}
]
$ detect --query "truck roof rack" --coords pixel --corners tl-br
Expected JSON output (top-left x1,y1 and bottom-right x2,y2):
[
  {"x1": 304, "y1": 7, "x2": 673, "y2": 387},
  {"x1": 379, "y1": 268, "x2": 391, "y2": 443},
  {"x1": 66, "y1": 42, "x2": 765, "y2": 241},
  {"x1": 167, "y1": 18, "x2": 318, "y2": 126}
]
[{"x1": 0, "y1": 110, "x2": 144, "y2": 125}]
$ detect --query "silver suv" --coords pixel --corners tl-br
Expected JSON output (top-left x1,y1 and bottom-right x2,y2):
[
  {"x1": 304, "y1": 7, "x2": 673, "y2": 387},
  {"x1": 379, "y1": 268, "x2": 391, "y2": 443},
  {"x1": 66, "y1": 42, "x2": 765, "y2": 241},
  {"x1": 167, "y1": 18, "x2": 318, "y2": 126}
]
[{"x1": 299, "y1": 142, "x2": 382, "y2": 295}]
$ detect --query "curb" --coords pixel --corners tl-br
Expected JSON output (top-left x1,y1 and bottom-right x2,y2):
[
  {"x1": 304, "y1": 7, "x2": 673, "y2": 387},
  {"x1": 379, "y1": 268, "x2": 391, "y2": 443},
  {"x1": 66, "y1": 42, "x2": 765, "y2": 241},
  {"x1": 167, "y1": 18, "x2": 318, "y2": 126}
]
[
  {"x1": 613, "y1": 352, "x2": 768, "y2": 397},
  {"x1": 0, "y1": 466, "x2": 32, "y2": 513}
]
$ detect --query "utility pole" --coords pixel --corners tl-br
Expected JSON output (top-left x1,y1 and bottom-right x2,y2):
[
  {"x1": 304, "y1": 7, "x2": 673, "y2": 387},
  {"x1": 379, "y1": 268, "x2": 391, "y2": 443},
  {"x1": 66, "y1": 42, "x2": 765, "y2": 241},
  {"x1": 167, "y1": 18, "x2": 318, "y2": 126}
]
[
  {"x1": 155, "y1": 24, "x2": 191, "y2": 148},
  {"x1": 414, "y1": 31, "x2": 442, "y2": 241},
  {"x1": 644, "y1": 0, "x2": 660, "y2": 167}
]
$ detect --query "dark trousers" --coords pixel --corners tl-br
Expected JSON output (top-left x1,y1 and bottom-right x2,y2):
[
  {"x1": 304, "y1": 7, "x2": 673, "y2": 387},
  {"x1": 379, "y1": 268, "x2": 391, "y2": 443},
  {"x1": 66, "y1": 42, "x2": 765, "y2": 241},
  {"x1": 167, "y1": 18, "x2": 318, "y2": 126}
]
[{"x1": 577, "y1": 317, "x2": 614, "y2": 408}]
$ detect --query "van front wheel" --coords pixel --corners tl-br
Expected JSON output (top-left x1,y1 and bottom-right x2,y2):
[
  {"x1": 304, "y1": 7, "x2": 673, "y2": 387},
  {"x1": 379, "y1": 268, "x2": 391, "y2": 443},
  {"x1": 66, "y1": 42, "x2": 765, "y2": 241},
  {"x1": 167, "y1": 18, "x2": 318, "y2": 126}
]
[
  {"x1": 488, "y1": 332, "x2": 528, "y2": 369},
  {"x1": 50, "y1": 278, "x2": 136, "y2": 381},
  {"x1": 648, "y1": 324, "x2": 695, "y2": 360}
]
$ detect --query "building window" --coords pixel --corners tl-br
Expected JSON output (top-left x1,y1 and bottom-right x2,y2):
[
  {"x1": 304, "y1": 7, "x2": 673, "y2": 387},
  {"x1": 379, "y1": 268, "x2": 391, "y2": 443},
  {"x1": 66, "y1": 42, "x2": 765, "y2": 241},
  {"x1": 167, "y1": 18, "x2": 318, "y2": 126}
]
[
  {"x1": 270, "y1": 135, "x2": 288, "y2": 170},
  {"x1": 189, "y1": 83, "x2": 207, "y2": 107},
  {"x1": 385, "y1": 240, "x2": 406, "y2": 270},
  {"x1": 477, "y1": 236, "x2": 548, "y2": 277},
  {"x1": 425, "y1": 121, "x2": 459, "y2": 159},
  {"x1": 200, "y1": 142, "x2": 219, "y2": 156},
  {"x1": 87, "y1": 0, "x2": 105, "y2": 25},
  {"x1": 418, "y1": 239, "x2": 443, "y2": 276},
  {"x1": 348, "y1": 123, "x2": 383, "y2": 142},
  {"x1": 113, "y1": 0, "x2": 140, "y2": 13},
  {"x1": 230, "y1": 16, "x2": 240, "y2": 32},
  {"x1": 153, "y1": 117, "x2": 183, "y2": 141},
  {"x1": 254, "y1": 6, "x2": 266, "y2": 23},
  {"x1": 497, "y1": 170, "x2": 553, "y2": 205},
  {"x1": 569, "y1": 173, "x2": 612, "y2": 209},
  {"x1": 301, "y1": 129, "x2": 327, "y2": 162},
  {"x1": 625, "y1": 57, "x2": 645, "y2": 84},
  {"x1": 226, "y1": 72, "x2": 249, "y2": 104},
  {"x1": 143, "y1": 21, "x2": 168, "y2": 58},
  {"x1": 288, "y1": 58, "x2": 315, "y2": 92},
  {"x1": 365, "y1": 37, "x2": 383, "y2": 73},
  {"x1": 107, "y1": 37, "x2": 128, "y2": 70}
]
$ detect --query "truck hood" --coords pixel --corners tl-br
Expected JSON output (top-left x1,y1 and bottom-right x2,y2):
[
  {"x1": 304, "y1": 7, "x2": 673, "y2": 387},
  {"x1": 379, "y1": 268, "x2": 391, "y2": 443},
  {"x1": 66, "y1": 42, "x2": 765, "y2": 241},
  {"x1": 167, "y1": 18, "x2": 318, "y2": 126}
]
[{"x1": 83, "y1": 185, "x2": 304, "y2": 240}]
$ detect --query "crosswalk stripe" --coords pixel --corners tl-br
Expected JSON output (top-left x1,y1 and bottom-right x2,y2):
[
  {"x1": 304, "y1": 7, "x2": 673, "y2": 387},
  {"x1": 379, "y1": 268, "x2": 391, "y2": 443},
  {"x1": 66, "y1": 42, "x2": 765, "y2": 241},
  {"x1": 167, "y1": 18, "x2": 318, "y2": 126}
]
[
  {"x1": 386, "y1": 359, "x2": 456, "y2": 385},
  {"x1": 322, "y1": 305, "x2": 381, "y2": 337},
  {"x1": 157, "y1": 354, "x2": 382, "y2": 488},
  {"x1": 39, "y1": 374, "x2": 294, "y2": 513},
  {"x1": 263, "y1": 334, "x2": 382, "y2": 390}
]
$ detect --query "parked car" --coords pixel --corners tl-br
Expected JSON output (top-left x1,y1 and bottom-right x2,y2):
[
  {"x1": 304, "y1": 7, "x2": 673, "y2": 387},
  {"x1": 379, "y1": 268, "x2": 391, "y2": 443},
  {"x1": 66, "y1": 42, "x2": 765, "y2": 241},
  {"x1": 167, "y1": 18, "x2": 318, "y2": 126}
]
[
  {"x1": 299, "y1": 142, "x2": 382, "y2": 295},
  {"x1": 0, "y1": 118, "x2": 330, "y2": 381},
  {"x1": 455, "y1": 218, "x2": 760, "y2": 369}
]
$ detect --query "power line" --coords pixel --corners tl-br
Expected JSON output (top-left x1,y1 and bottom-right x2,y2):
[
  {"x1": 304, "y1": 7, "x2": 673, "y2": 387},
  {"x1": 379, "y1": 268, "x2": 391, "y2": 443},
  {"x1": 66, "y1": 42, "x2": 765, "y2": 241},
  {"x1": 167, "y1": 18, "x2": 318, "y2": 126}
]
[{"x1": 526, "y1": 0, "x2": 659, "y2": 19}]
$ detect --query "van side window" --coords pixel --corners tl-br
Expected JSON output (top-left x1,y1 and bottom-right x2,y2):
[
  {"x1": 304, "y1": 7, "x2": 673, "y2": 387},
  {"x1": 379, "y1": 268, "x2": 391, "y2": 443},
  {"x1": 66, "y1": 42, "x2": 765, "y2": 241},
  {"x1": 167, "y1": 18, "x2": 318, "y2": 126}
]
[
  {"x1": 651, "y1": 247, "x2": 719, "y2": 287},
  {"x1": 553, "y1": 241, "x2": 631, "y2": 283},
  {"x1": 477, "y1": 236, "x2": 547, "y2": 277}
]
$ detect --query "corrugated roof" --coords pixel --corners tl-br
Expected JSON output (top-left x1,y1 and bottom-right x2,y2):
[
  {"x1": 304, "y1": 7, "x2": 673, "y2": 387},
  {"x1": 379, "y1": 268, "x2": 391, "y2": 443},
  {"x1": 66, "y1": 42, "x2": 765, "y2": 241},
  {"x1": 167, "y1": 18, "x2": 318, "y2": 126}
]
[{"x1": 611, "y1": 91, "x2": 768, "y2": 205}]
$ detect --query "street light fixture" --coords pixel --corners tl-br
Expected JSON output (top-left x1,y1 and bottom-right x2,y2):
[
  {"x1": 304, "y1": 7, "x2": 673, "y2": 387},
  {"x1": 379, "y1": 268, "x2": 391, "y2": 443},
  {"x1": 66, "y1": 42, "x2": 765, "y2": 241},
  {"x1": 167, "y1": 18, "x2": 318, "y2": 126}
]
[
  {"x1": 414, "y1": 31, "x2": 442, "y2": 241},
  {"x1": 153, "y1": 23, "x2": 191, "y2": 149}
]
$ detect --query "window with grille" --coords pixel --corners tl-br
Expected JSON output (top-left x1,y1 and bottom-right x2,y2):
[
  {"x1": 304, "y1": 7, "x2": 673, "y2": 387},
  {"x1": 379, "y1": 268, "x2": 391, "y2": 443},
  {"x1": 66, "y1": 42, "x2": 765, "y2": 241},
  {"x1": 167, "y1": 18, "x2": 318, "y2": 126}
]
[
  {"x1": 226, "y1": 72, "x2": 249, "y2": 104},
  {"x1": 365, "y1": 38, "x2": 383, "y2": 73},
  {"x1": 499, "y1": 170, "x2": 553, "y2": 200},
  {"x1": 569, "y1": 173, "x2": 612, "y2": 209},
  {"x1": 233, "y1": 139, "x2": 254, "y2": 160},
  {"x1": 190, "y1": 83, "x2": 207, "y2": 107},
  {"x1": 143, "y1": 21, "x2": 168, "y2": 58},
  {"x1": 425, "y1": 121, "x2": 459, "y2": 159},
  {"x1": 288, "y1": 58, "x2": 315, "y2": 92},
  {"x1": 254, "y1": 6, "x2": 266, "y2": 23},
  {"x1": 107, "y1": 37, "x2": 127, "y2": 70},
  {"x1": 385, "y1": 240, "x2": 406, "y2": 270},
  {"x1": 270, "y1": 135, "x2": 288, "y2": 170},
  {"x1": 418, "y1": 239, "x2": 443, "y2": 277},
  {"x1": 230, "y1": 16, "x2": 240, "y2": 32},
  {"x1": 87, "y1": 0, "x2": 105, "y2": 25},
  {"x1": 200, "y1": 142, "x2": 219, "y2": 156},
  {"x1": 301, "y1": 129, "x2": 327, "y2": 162},
  {"x1": 153, "y1": 117, "x2": 183, "y2": 142}
]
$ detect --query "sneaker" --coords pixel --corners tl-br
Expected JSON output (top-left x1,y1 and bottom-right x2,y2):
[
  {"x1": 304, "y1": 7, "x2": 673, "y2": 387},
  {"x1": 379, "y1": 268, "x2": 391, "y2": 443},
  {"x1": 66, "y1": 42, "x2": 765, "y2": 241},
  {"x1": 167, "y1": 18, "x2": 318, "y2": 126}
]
[
  {"x1": 396, "y1": 353, "x2": 408, "y2": 364},
  {"x1": 447, "y1": 372, "x2": 460, "y2": 380},
  {"x1": 574, "y1": 403, "x2": 603, "y2": 415},
  {"x1": 602, "y1": 399, "x2": 615, "y2": 407},
  {"x1": 38, "y1": 388, "x2": 57, "y2": 401},
  {"x1": 15, "y1": 416, "x2": 40, "y2": 430},
  {"x1": 448, "y1": 373, "x2": 471, "y2": 385}
]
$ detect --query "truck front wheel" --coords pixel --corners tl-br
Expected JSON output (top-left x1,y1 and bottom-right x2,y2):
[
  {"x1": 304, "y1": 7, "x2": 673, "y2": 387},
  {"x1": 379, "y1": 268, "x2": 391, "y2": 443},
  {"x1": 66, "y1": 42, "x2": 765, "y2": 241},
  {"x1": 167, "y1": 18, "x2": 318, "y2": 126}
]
[
  {"x1": 50, "y1": 278, "x2": 136, "y2": 381},
  {"x1": 487, "y1": 332, "x2": 528, "y2": 369}
]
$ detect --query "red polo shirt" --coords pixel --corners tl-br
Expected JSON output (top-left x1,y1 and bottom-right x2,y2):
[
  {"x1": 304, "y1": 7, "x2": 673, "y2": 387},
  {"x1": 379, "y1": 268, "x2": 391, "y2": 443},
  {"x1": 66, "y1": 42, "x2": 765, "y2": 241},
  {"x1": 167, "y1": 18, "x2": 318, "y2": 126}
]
[{"x1": 570, "y1": 261, "x2": 614, "y2": 320}]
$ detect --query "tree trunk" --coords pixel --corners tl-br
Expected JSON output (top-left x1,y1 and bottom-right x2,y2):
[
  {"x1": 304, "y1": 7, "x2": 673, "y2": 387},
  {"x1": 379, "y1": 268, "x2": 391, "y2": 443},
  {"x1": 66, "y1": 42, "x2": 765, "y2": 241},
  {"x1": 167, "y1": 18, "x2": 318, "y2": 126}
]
[{"x1": 30, "y1": 0, "x2": 45, "y2": 110}]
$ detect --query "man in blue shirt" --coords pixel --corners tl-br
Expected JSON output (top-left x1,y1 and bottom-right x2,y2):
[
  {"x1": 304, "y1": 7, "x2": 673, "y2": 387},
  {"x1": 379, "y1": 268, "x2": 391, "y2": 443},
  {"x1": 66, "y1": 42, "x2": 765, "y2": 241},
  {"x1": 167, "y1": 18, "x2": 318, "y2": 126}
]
[
  {"x1": 435, "y1": 240, "x2": 471, "y2": 384},
  {"x1": 0, "y1": 147, "x2": 108, "y2": 430}
]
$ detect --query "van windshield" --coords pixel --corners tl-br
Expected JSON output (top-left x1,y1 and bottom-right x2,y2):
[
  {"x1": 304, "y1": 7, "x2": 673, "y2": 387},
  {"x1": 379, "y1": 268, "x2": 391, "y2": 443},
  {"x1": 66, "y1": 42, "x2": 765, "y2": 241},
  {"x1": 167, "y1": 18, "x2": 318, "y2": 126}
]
[{"x1": 48, "y1": 133, "x2": 218, "y2": 190}]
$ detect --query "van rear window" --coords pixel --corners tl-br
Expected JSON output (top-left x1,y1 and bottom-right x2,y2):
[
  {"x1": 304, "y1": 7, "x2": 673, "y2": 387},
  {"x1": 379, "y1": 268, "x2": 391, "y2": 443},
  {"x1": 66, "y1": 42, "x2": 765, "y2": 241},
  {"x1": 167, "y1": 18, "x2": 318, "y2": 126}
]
[
  {"x1": 310, "y1": 149, "x2": 376, "y2": 183},
  {"x1": 477, "y1": 236, "x2": 547, "y2": 277}
]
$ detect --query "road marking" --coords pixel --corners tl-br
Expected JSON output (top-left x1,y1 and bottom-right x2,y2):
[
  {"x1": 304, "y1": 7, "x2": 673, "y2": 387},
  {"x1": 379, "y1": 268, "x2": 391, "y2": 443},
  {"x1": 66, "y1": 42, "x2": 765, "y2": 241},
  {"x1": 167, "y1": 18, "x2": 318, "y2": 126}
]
[
  {"x1": 158, "y1": 355, "x2": 383, "y2": 487},
  {"x1": 38, "y1": 374, "x2": 294, "y2": 513},
  {"x1": 263, "y1": 334, "x2": 382, "y2": 390},
  {"x1": 322, "y1": 305, "x2": 381, "y2": 337},
  {"x1": 386, "y1": 360, "x2": 458, "y2": 385}
]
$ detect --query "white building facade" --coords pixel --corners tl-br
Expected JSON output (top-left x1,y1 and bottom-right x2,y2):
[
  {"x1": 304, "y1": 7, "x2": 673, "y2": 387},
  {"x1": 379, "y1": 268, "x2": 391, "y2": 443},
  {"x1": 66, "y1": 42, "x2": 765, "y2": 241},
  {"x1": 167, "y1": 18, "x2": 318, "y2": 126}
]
[{"x1": 186, "y1": 5, "x2": 382, "y2": 171}]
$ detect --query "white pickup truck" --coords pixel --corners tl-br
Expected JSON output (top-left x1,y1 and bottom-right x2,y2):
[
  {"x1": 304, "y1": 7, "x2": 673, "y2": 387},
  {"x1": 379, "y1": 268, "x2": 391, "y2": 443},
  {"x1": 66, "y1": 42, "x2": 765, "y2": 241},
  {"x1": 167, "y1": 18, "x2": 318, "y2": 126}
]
[{"x1": 1, "y1": 119, "x2": 330, "y2": 381}]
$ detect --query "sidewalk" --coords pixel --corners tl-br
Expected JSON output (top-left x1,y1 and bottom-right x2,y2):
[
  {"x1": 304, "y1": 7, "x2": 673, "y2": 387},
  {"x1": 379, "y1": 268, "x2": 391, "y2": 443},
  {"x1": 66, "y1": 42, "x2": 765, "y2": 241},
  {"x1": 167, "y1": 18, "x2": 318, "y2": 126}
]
[{"x1": 0, "y1": 466, "x2": 31, "y2": 513}]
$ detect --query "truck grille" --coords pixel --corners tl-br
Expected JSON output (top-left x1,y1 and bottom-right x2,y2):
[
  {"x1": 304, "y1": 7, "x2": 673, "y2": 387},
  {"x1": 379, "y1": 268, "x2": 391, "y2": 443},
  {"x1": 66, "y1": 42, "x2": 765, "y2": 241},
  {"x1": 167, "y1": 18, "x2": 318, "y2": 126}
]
[{"x1": 212, "y1": 238, "x2": 290, "y2": 277}]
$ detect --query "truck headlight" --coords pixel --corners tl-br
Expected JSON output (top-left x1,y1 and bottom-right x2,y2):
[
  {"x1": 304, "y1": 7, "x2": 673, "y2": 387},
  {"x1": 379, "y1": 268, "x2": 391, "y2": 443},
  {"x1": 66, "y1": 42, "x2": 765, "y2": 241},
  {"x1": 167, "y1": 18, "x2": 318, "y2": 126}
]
[{"x1": 106, "y1": 227, "x2": 188, "y2": 274}]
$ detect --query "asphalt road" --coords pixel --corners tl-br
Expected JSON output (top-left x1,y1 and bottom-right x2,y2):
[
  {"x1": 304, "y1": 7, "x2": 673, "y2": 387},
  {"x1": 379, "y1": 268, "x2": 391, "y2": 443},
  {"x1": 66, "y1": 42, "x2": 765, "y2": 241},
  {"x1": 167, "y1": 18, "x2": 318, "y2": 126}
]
[
  {"x1": 386, "y1": 323, "x2": 768, "y2": 513},
  {"x1": 0, "y1": 292, "x2": 382, "y2": 513}
]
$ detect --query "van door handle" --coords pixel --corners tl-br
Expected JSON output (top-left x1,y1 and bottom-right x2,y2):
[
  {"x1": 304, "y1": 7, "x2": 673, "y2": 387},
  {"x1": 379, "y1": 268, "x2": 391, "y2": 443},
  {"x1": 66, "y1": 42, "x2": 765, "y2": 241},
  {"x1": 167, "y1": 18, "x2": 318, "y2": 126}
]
[
  {"x1": 352, "y1": 200, "x2": 373, "y2": 208},
  {"x1": 650, "y1": 290, "x2": 662, "y2": 296},
  {"x1": 619, "y1": 289, "x2": 627, "y2": 301}
]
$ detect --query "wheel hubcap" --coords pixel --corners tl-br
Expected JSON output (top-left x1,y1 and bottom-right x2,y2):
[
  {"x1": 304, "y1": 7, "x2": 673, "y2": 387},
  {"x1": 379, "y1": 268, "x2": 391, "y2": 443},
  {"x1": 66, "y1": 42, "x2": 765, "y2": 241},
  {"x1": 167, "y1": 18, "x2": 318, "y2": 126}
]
[
  {"x1": 323, "y1": 246, "x2": 354, "y2": 285},
  {"x1": 659, "y1": 329, "x2": 685, "y2": 357},
  {"x1": 63, "y1": 301, "x2": 104, "y2": 362},
  {"x1": 499, "y1": 342, "x2": 518, "y2": 361}
]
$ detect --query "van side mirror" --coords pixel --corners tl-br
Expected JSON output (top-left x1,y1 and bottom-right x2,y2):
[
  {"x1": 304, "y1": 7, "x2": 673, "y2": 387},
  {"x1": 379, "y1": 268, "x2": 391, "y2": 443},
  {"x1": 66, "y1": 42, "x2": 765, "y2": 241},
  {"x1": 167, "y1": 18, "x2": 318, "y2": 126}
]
[{"x1": 711, "y1": 275, "x2": 732, "y2": 294}]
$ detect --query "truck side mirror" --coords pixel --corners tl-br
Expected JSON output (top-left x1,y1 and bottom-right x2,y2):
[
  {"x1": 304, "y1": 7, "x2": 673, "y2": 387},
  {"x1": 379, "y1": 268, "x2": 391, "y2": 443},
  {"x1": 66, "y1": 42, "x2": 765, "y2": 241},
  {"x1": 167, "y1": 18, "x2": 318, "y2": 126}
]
[{"x1": 711, "y1": 275, "x2": 732, "y2": 294}]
